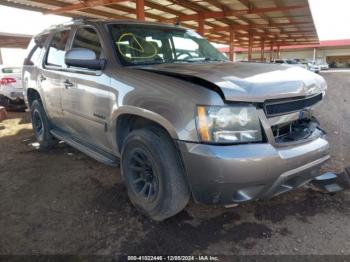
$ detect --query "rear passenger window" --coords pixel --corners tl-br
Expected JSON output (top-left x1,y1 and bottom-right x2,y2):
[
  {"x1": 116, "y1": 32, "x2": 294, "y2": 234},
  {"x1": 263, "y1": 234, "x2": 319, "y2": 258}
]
[
  {"x1": 24, "y1": 34, "x2": 49, "y2": 65},
  {"x1": 46, "y1": 30, "x2": 70, "y2": 68},
  {"x1": 72, "y1": 27, "x2": 102, "y2": 59}
]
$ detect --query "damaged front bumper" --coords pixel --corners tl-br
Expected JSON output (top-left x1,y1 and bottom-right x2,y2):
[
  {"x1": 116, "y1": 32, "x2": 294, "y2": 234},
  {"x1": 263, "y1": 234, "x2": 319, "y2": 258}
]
[
  {"x1": 178, "y1": 111, "x2": 331, "y2": 205},
  {"x1": 310, "y1": 171, "x2": 350, "y2": 193},
  {"x1": 178, "y1": 137, "x2": 330, "y2": 204}
]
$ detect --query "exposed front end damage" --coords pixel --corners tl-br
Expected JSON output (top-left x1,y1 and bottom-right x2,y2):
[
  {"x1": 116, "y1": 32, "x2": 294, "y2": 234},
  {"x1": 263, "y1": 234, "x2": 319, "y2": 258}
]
[
  {"x1": 136, "y1": 62, "x2": 335, "y2": 205},
  {"x1": 176, "y1": 74, "x2": 331, "y2": 204},
  {"x1": 181, "y1": 95, "x2": 334, "y2": 204}
]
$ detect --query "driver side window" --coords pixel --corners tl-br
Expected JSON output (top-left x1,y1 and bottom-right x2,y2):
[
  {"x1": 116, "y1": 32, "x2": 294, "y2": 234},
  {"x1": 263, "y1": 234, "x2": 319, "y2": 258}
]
[
  {"x1": 46, "y1": 30, "x2": 70, "y2": 68},
  {"x1": 173, "y1": 36, "x2": 200, "y2": 60}
]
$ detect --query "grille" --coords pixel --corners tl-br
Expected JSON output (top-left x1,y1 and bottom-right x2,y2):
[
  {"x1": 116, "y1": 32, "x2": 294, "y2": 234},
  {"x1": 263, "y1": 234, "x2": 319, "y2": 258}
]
[
  {"x1": 264, "y1": 93, "x2": 322, "y2": 117},
  {"x1": 271, "y1": 118, "x2": 324, "y2": 144}
]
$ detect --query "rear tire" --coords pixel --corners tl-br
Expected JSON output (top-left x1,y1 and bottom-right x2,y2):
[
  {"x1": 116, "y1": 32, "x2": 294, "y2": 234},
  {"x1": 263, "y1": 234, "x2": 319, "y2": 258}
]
[
  {"x1": 30, "y1": 100, "x2": 57, "y2": 149},
  {"x1": 121, "y1": 127, "x2": 190, "y2": 221}
]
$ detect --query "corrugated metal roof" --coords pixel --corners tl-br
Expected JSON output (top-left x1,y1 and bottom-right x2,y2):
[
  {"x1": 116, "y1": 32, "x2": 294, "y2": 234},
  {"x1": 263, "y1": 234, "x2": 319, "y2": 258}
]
[
  {"x1": 0, "y1": 0, "x2": 318, "y2": 48},
  {"x1": 0, "y1": 32, "x2": 32, "y2": 48}
]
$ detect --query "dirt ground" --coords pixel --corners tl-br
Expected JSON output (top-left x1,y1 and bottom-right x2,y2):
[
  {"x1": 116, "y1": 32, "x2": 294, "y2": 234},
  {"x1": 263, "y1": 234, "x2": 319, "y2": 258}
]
[{"x1": 0, "y1": 71, "x2": 349, "y2": 257}]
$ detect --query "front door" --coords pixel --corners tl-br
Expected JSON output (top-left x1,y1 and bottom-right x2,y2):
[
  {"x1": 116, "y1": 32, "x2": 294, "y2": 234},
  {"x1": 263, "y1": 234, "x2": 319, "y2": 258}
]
[{"x1": 60, "y1": 26, "x2": 114, "y2": 152}]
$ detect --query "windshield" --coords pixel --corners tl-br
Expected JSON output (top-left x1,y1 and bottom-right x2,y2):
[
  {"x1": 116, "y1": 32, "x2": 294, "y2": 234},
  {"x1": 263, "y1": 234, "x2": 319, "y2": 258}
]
[{"x1": 109, "y1": 24, "x2": 227, "y2": 66}]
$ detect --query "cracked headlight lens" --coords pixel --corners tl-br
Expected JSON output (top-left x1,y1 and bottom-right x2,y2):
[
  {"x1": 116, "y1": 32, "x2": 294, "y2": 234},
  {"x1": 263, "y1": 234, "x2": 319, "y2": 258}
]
[{"x1": 196, "y1": 105, "x2": 262, "y2": 143}]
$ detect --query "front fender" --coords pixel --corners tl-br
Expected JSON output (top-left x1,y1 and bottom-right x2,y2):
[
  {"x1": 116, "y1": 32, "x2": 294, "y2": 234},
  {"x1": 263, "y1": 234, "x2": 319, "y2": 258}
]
[{"x1": 109, "y1": 105, "x2": 180, "y2": 154}]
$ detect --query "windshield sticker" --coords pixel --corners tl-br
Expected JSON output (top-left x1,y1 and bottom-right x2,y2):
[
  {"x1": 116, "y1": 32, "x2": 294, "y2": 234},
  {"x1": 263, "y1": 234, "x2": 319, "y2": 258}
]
[{"x1": 116, "y1": 33, "x2": 158, "y2": 59}]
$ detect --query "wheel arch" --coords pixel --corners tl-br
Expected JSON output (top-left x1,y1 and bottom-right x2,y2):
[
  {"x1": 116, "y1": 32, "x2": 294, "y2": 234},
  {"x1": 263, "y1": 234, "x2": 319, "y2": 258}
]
[
  {"x1": 113, "y1": 106, "x2": 179, "y2": 154},
  {"x1": 26, "y1": 88, "x2": 42, "y2": 108}
]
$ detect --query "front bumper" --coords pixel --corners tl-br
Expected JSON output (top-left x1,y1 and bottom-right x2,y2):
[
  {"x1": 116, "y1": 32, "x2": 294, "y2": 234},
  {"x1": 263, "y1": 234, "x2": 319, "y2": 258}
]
[{"x1": 178, "y1": 137, "x2": 329, "y2": 205}]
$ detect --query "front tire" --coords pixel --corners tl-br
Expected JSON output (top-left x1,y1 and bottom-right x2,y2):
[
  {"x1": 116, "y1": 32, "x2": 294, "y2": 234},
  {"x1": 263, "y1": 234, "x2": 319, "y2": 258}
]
[
  {"x1": 121, "y1": 127, "x2": 190, "y2": 221},
  {"x1": 30, "y1": 100, "x2": 57, "y2": 149}
]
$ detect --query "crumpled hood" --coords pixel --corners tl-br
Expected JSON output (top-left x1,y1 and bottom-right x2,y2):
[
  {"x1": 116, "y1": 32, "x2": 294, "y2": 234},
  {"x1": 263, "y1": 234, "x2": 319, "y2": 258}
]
[{"x1": 139, "y1": 62, "x2": 327, "y2": 102}]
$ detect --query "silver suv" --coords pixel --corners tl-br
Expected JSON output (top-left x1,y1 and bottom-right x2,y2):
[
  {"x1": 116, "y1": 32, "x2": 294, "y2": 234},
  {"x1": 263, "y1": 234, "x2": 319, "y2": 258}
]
[{"x1": 23, "y1": 20, "x2": 329, "y2": 220}]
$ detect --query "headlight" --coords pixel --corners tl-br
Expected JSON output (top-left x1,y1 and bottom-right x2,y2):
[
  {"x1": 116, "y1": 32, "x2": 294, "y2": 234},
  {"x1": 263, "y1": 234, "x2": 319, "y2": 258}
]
[{"x1": 196, "y1": 105, "x2": 262, "y2": 144}]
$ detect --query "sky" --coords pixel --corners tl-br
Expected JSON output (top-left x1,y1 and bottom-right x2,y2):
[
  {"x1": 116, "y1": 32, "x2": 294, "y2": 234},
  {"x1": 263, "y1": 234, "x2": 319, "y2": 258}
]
[
  {"x1": 308, "y1": 0, "x2": 350, "y2": 41},
  {"x1": 0, "y1": 6, "x2": 70, "y2": 65},
  {"x1": 0, "y1": 1, "x2": 350, "y2": 65}
]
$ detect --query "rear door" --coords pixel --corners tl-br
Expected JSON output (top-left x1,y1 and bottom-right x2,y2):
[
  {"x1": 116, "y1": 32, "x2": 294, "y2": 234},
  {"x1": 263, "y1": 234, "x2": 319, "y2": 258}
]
[
  {"x1": 23, "y1": 33, "x2": 50, "y2": 105},
  {"x1": 40, "y1": 29, "x2": 71, "y2": 129},
  {"x1": 60, "y1": 25, "x2": 113, "y2": 152}
]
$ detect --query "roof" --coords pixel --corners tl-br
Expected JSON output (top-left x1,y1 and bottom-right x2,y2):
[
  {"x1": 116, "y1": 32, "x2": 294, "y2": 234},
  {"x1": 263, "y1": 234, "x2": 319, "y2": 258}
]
[
  {"x1": 0, "y1": 0, "x2": 318, "y2": 48},
  {"x1": 0, "y1": 32, "x2": 32, "y2": 48}
]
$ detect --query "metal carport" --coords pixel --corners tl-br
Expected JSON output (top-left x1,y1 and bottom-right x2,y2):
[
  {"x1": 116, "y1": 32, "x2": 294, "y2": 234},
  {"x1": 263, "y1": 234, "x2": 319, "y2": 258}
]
[
  {"x1": 0, "y1": 32, "x2": 32, "y2": 64},
  {"x1": 0, "y1": 0, "x2": 318, "y2": 61}
]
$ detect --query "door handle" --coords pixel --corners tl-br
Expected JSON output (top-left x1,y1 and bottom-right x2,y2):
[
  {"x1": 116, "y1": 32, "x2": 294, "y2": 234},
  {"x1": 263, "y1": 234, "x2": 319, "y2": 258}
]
[
  {"x1": 39, "y1": 75, "x2": 46, "y2": 82},
  {"x1": 63, "y1": 79, "x2": 74, "y2": 89}
]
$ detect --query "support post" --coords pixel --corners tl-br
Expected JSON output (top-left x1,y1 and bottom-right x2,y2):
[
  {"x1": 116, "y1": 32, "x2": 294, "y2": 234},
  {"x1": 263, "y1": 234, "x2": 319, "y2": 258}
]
[
  {"x1": 248, "y1": 30, "x2": 253, "y2": 61},
  {"x1": 269, "y1": 43, "x2": 273, "y2": 62},
  {"x1": 136, "y1": 0, "x2": 145, "y2": 21},
  {"x1": 229, "y1": 30, "x2": 235, "y2": 62},
  {"x1": 260, "y1": 39, "x2": 265, "y2": 62},
  {"x1": 313, "y1": 47, "x2": 317, "y2": 62},
  {"x1": 198, "y1": 15, "x2": 204, "y2": 36},
  {"x1": 0, "y1": 49, "x2": 2, "y2": 65},
  {"x1": 277, "y1": 45, "x2": 281, "y2": 59}
]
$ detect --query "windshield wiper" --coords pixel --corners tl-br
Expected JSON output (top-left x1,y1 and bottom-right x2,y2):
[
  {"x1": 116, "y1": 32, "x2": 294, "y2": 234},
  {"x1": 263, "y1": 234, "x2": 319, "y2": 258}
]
[
  {"x1": 175, "y1": 58, "x2": 205, "y2": 63},
  {"x1": 203, "y1": 58, "x2": 227, "y2": 62},
  {"x1": 174, "y1": 58, "x2": 227, "y2": 63},
  {"x1": 131, "y1": 61, "x2": 165, "y2": 66}
]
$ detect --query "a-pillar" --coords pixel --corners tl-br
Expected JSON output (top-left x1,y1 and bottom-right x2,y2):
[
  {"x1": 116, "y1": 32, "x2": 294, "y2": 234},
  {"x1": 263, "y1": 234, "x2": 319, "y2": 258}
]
[{"x1": 136, "y1": 0, "x2": 145, "y2": 20}]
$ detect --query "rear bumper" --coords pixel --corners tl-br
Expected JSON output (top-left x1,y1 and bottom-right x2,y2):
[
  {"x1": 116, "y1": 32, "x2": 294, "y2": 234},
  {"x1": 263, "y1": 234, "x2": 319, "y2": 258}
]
[
  {"x1": 178, "y1": 137, "x2": 329, "y2": 205},
  {"x1": 0, "y1": 87, "x2": 24, "y2": 101},
  {"x1": 0, "y1": 94, "x2": 26, "y2": 109}
]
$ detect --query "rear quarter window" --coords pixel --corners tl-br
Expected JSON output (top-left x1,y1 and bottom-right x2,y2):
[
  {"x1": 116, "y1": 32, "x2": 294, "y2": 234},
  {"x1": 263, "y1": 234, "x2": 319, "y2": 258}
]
[{"x1": 24, "y1": 34, "x2": 50, "y2": 66}]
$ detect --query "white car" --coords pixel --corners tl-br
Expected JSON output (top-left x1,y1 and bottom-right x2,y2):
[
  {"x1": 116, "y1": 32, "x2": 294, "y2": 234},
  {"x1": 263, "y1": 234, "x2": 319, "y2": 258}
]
[
  {"x1": 0, "y1": 66, "x2": 26, "y2": 110},
  {"x1": 307, "y1": 62, "x2": 321, "y2": 73},
  {"x1": 273, "y1": 59, "x2": 308, "y2": 69},
  {"x1": 293, "y1": 59, "x2": 321, "y2": 73},
  {"x1": 318, "y1": 62, "x2": 329, "y2": 70}
]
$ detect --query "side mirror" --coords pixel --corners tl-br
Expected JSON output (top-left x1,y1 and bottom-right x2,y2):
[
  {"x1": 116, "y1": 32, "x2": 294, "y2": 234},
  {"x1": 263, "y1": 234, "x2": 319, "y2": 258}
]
[{"x1": 65, "y1": 48, "x2": 105, "y2": 70}]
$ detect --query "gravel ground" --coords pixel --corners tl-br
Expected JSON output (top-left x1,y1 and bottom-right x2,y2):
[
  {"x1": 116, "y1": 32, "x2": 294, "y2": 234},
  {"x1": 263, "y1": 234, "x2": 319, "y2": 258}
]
[{"x1": 0, "y1": 71, "x2": 349, "y2": 257}]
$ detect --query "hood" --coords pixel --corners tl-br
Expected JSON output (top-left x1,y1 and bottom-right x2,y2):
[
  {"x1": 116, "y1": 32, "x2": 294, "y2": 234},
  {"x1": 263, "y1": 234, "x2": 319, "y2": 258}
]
[{"x1": 138, "y1": 62, "x2": 327, "y2": 103}]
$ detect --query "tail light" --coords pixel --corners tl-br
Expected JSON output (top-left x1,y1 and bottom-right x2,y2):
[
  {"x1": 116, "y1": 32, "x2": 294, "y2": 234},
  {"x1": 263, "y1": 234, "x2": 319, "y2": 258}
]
[{"x1": 0, "y1": 77, "x2": 16, "y2": 85}]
